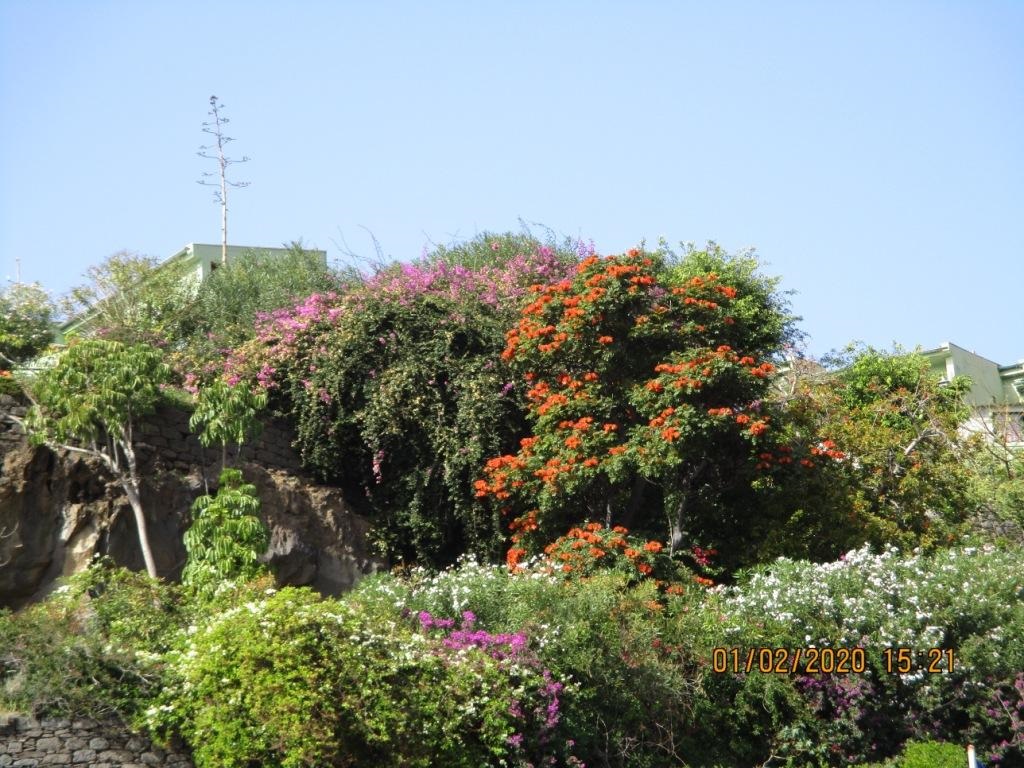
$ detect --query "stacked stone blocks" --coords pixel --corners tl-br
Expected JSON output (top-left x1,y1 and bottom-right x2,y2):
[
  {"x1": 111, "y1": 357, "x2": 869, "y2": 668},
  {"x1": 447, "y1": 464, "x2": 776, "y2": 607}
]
[{"x1": 0, "y1": 715, "x2": 191, "y2": 768}]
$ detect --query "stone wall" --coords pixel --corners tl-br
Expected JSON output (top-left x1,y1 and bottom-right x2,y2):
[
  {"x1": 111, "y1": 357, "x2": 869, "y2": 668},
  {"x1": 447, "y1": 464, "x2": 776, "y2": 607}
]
[
  {"x1": 0, "y1": 715, "x2": 191, "y2": 767},
  {"x1": 136, "y1": 404, "x2": 303, "y2": 475}
]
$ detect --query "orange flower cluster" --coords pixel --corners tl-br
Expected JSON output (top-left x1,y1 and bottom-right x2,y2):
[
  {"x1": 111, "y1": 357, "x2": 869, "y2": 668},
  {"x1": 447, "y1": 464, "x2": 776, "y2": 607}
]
[
  {"x1": 504, "y1": 509, "x2": 544, "y2": 559},
  {"x1": 509, "y1": 509, "x2": 540, "y2": 537},
  {"x1": 661, "y1": 427, "x2": 681, "y2": 442},
  {"x1": 558, "y1": 416, "x2": 594, "y2": 430},
  {"x1": 506, "y1": 547, "x2": 527, "y2": 570},
  {"x1": 648, "y1": 407, "x2": 676, "y2": 428},
  {"x1": 504, "y1": 250, "x2": 660, "y2": 365},
  {"x1": 525, "y1": 380, "x2": 549, "y2": 402},
  {"x1": 536, "y1": 522, "x2": 667, "y2": 582},
  {"x1": 666, "y1": 271, "x2": 739, "y2": 311},
  {"x1": 810, "y1": 439, "x2": 846, "y2": 461},
  {"x1": 747, "y1": 420, "x2": 769, "y2": 437},
  {"x1": 536, "y1": 393, "x2": 569, "y2": 415},
  {"x1": 533, "y1": 457, "x2": 571, "y2": 486},
  {"x1": 475, "y1": 454, "x2": 527, "y2": 499},
  {"x1": 681, "y1": 296, "x2": 719, "y2": 310},
  {"x1": 755, "y1": 445, "x2": 794, "y2": 471}
]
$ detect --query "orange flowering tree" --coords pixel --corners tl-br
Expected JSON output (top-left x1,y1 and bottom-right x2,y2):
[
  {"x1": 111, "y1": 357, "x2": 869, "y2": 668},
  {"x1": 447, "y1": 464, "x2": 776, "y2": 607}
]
[{"x1": 478, "y1": 245, "x2": 798, "y2": 558}]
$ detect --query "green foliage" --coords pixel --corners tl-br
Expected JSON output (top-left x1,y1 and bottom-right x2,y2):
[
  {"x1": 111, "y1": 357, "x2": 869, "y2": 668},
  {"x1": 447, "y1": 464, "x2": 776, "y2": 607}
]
[
  {"x1": 900, "y1": 741, "x2": 973, "y2": 768},
  {"x1": 188, "y1": 378, "x2": 267, "y2": 465},
  {"x1": 854, "y1": 740, "x2": 968, "y2": 768},
  {"x1": 660, "y1": 240, "x2": 800, "y2": 357},
  {"x1": 0, "y1": 281, "x2": 55, "y2": 365},
  {"x1": 354, "y1": 559, "x2": 706, "y2": 767},
  {"x1": 968, "y1": 404, "x2": 1024, "y2": 541},
  {"x1": 182, "y1": 469, "x2": 269, "y2": 598},
  {"x1": 148, "y1": 584, "x2": 580, "y2": 768},
  {"x1": 61, "y1": 250, "x2": 195, "y2": 345},
  {"x1": 22, "y1": 338, "x2": 170, "y2": 577},
  {"x1": 24, "y1": 339, "x2": 169, "y2": 448},
  {"x1": 0, "y1": 560, "x2": 180, "y2": 719},
  {"x1": 297, "y1": 295, "x2": 520, "y2": 563},
  {"x1": 2, "y1": 545, "x2": 1022, "y2": 767},
  {"x1": 183, "y1": 243, "x2": 337, "y2": 350},
  {"x1": 777, "y1": 347, "x2": 978, "y2": 553}
]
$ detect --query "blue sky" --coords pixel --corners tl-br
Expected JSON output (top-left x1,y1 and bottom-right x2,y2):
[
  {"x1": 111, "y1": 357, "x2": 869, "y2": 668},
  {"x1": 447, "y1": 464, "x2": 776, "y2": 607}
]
[{"x1": 1, "y1": 1, "x2": 1021, "y2": 363}]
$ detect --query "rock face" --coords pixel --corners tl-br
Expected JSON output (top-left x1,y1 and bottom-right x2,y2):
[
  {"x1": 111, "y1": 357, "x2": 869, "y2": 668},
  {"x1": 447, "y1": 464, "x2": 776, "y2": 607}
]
[{"x1": 0, "y1": 396, "x2": 385, "y2": 609}]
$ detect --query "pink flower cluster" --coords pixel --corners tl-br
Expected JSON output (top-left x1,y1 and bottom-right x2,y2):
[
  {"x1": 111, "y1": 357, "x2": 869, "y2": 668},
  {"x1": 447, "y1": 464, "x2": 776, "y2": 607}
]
[
  {"x1": 413, "y1": 608, "x2": 573, "y2": 762},
  {"x1": 222, "y1": 242, "x2": 581, "y2": 389},
  {"x1": 362, "y1": 245, "x2": 572, "y2": 309}
]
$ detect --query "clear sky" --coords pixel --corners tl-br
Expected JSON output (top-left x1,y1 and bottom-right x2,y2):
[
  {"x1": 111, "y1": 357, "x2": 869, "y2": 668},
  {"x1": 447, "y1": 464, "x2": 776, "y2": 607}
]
[{"x1": 1, "y1": 1, "x2": 1021, "y2": 364}]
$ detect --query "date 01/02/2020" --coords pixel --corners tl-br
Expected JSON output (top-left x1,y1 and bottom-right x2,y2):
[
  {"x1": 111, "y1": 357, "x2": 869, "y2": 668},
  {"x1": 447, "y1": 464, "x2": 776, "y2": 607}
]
[{"x1": 711, "y1": 647, "x2": 956, "y2": 675}]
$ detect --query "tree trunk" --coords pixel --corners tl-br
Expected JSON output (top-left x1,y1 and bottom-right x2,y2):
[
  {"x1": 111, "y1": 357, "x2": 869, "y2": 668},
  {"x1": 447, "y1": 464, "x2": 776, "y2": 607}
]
[
  {"x1": 121, "y1": 479, "x2": 158, "y2": 579},
  {"x1": 620, "y1": 475, "x2": 648, "y2": 530},
  {"x1": 117, "y1": 437, "x2": 158, "y2": 579},
  {"x1": 220, "y1": 178, "x2": 228, "y2": 265},
  {"x1": 670, "y1": 460, "x2": 708, "y2": 555}
]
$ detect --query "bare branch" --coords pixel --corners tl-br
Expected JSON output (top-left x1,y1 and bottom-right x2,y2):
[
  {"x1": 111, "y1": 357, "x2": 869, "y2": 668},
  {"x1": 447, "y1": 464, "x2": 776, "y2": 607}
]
[{"x1": 197, "y1": 95, "x2": 250, "y2": 265}]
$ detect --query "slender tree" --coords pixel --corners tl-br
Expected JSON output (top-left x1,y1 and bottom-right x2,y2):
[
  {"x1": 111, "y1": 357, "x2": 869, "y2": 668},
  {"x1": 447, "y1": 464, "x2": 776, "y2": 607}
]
[
  {"x1": 198, "y1": 95, "x2": 249, "y2": 265},
  {"x1": 189, "y1": 378, "x2": 268, "y2": 471},
  {"x1": 20, "y1": 339, "x2": 170, "y2": 578}
]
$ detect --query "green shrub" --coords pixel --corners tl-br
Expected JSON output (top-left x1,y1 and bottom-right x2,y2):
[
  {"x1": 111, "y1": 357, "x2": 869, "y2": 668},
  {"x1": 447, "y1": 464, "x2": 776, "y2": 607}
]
[
  {"x1": 853, "y1": 740, "x2": 966, "y2": 768},
  {"x1": 704, "y1": 543, "x2": 1024, "y2": 765},
  {"x1": 0, "y1": 560, "x2": 180, "y2": 719},
  {"x1": 148, "y1": 584, "x2": 581, "y2": 768},
  {"x1": 181, "y1": 469, "x2": 270, "y2": 599},
  {"x1": 354, "y1": 559, "x2": 706, "y2": 767},
  {"x1": 0, "y1": 281, "x2": 56, "y2": 364},
  {"x1": 900, "y1": 740, "x2": 970, "y2": 768},
  {"x1": 174, "y1": 243, "x2": 339, "y2": 372}
]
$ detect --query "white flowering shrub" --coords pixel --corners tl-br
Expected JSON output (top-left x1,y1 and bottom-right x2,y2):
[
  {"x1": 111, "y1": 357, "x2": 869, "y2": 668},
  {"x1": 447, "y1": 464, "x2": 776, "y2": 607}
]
[
  {"x1": 146, "y1": 582, "x2": 582, "y2": 768},
  {"x1": 717, "y1": 543, "x2": 1024, "y2": 672},
  {"x1": 354, "y1": 557, "x2": 708, "y2": 767},
  {"x1": 698, "y1": 543, "x2": 1024, "y2": 766}
]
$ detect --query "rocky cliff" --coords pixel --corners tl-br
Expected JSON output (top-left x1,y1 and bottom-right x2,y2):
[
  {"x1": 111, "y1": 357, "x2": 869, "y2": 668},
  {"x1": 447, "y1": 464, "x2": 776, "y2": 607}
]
[{"x1": 0, "y1": 395, "x2": 385, "y2": 608}]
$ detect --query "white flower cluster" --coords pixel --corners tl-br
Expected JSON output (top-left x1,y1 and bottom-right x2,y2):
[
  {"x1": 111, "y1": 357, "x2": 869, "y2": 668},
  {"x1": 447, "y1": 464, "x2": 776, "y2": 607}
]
[{"x1": 716, "y1": 543, "x2": 1023, "y2": 674}]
